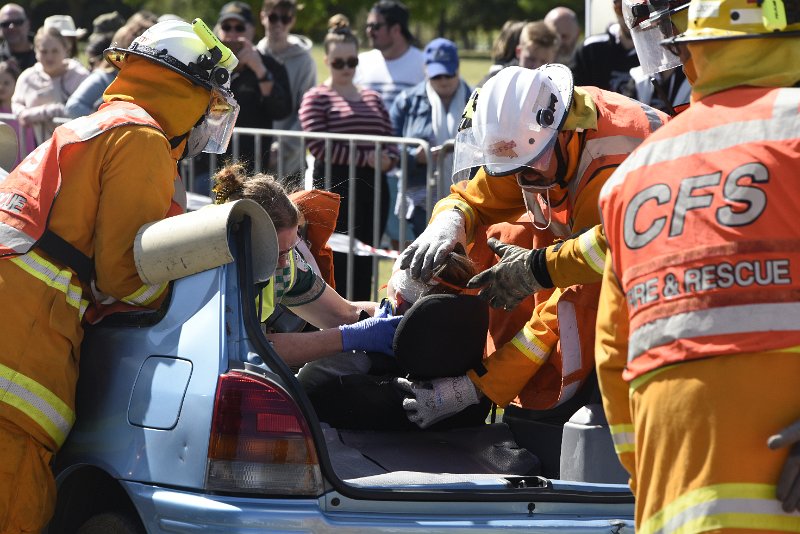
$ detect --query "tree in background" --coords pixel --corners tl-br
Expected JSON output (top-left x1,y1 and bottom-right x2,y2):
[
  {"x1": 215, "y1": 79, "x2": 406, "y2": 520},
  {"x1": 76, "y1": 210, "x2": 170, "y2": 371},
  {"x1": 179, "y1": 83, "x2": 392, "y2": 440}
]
[{"x1": 14, "y1": 0, "x2": 583, "y2": 53}]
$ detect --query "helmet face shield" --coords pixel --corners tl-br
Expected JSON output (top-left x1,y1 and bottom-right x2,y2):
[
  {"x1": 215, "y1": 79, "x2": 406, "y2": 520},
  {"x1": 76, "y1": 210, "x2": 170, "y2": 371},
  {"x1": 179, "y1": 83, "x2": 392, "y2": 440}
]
[
  {"x1": 202, "y1": 89, "x2": 239, "y2": 154},
  {"x1": 451, "y1": 65, "x2": 570, "y2": 179},
  {"x1": 624, "y1": 0, "x2": 683, "y2": 75},
  {"x1": 184, "y1": 88, "x2": 239, "y2": 158}
]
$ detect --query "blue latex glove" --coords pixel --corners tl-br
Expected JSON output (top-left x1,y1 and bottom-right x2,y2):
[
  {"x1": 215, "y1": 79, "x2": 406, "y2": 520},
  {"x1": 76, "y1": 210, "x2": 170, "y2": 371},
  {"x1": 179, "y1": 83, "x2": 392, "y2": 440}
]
[
  {"x1": 339, "y1": 315, "x2": 401, "y2": 355},
  {"x1": 376, "y1": 298, "x2": 394, "y2": 318}
]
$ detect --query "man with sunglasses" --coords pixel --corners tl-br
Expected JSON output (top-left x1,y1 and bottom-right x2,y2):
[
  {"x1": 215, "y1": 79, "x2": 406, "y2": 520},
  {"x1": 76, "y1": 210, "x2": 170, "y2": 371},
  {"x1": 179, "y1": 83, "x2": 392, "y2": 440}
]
[
  {"x1": 214, "y1": 1, "x2": 291, "y2": 176},
  {"x1": 355, "y1": 1, "x2": 426, "y2": 252},
  {"x1": 0, "y1": 3, "x2": 34, "y2": 71},
  {"x1": 257, "y1": 0, "x2": 317, "y2": 184},
  {"x1": 354, "y1": 0, "x2": 425, "y2": 112}
]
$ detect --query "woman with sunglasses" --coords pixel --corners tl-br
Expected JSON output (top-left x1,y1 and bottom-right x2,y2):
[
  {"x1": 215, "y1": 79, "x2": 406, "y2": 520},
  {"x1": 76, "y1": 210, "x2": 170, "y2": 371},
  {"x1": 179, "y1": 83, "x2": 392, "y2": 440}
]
[
  {"x1": 389, "y1": 37, "x2": 471, "y2": 241},
  {"x1": 257, "y1": 0, "x2": 317, "y2": 183},
  {"x1": 299, "y1": 14, "x2": 399, "y2": 301},
  {"x1": 212, "y1": 1, "x2": 291, "y2": 177},
  {"x1": 212, "y1": 162, "x2": 401, "y2": 367}
]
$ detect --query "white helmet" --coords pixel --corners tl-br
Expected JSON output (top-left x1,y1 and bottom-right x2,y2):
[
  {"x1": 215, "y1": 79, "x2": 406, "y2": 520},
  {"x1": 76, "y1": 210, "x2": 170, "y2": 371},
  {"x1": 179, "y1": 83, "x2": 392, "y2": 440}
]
[
  {"x1": 452, "y1": 64, "x2": 573, "y2": 178},
  {"x1": 105, "y1": 19, "x2": 241, "y2": 156},
  {"x1": 105, "y1": 19, "x2": 238, "y2": 92}
]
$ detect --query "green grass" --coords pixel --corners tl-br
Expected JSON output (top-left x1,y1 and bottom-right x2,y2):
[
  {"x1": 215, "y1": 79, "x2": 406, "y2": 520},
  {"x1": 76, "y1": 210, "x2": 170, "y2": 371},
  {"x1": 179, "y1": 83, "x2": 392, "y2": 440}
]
[{"x1": 310, "y1": 44, "x2": 492, "y2": 89}]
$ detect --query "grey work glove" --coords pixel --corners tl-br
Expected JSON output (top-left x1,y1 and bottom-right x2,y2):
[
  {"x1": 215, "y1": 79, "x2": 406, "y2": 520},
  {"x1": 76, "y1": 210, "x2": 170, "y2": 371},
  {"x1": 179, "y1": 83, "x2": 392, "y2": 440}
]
[
  {"x1": 395, "y1": 375, "x2": 479, "y2": 429},
  {"x1": 768, "y1": 419, "x2": 800, "y2": 512},
  {"x1": 398, "y1": 209, "x2": 466, "y2": 282},
  {"x1": 466, "y1": 237, "x2": 551, "y2": 310}
]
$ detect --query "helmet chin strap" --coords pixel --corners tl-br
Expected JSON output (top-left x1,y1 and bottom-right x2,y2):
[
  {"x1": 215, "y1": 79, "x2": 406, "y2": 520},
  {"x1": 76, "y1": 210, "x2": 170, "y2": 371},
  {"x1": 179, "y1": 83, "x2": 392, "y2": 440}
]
[
  {"x1": 523, "y1": 186, "x2": 553, "y2": 231},
  {"x1": 553, "y1": 136, "x2": 569, "y2": 189}
]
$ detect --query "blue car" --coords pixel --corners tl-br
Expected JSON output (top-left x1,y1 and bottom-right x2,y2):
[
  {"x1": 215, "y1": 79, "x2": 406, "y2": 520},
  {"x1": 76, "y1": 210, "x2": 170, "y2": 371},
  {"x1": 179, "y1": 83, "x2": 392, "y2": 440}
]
[{"x1": 47, "y1": 201, "x2": 634, "y2": 533}]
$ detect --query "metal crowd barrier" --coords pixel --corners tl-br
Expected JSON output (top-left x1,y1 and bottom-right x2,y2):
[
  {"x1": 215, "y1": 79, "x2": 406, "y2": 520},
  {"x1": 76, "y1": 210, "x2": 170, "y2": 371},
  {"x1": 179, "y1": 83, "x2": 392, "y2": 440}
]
[
  {"x1": 188, "y1": 127, "x2": 456, "y2": 300},
  {"x1": 0, "y1": 112, "x2": 455, "y2": 300}
]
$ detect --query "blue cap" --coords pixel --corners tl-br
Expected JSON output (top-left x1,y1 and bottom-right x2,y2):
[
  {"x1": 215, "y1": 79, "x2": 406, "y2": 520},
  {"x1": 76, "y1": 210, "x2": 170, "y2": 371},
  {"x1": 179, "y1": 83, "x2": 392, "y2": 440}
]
[{"x1": 424, "y1": 38, "x2": 459, "y2": 78}]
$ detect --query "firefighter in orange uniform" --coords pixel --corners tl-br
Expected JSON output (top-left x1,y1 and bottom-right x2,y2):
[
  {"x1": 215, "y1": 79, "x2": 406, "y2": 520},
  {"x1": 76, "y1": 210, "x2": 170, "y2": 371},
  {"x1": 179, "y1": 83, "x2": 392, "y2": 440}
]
[
  {"x1": 0, "y1": 19, "x2": 239, "y2": 532},
  {"x1": 597, "y1": 0, "x2": 800, "y2": 530},
  {"x1": 393, "y1": 65, "x2": 668, "y2": 454}
]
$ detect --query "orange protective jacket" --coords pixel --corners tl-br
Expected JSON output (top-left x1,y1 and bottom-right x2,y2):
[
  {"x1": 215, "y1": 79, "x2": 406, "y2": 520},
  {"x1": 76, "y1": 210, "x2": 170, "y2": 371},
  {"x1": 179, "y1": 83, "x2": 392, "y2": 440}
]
[
  {"x1": 436, "y1": 87, "x2": 668, "y2": 408},
  {"x1": 600, "y1": 86, "x2": 800, "y2": 382},
  {"x1": 598, "y1": 84, "x2": 800, "y2": 458},
  {"x1": 0, "y1": 56, "x2": 210, "y2": 452}
]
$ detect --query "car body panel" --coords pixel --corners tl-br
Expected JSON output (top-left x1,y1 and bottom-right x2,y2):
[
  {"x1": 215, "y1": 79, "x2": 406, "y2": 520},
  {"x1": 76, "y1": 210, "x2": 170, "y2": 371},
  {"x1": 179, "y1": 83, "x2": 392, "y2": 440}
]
[
  {"x1": 124, "y1": 481, "x2": 634, "y2": 533},
  {"x1": 50, "y1": 222, "x2": 634, "y2": 533}
]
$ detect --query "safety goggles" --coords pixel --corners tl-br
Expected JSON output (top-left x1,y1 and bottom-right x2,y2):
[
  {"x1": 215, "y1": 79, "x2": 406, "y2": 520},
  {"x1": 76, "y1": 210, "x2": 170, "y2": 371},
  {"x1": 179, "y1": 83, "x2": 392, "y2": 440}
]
[{"x1": 330, "y1": 57, "x2": 359, "y2": 70}]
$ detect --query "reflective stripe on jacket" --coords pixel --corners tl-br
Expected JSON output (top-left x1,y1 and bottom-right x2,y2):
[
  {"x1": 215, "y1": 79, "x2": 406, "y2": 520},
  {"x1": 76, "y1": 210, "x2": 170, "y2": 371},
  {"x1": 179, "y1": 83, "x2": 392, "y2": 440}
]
[
  {"x1": 1, "y1": 102, "x2": 168, "y2": 310},
  {"x1": 600, "y1": 86, "x2": 800, "y2": 381},
  {"x1": 0, "y1": 102, "x2": 164, "y2": 257}
]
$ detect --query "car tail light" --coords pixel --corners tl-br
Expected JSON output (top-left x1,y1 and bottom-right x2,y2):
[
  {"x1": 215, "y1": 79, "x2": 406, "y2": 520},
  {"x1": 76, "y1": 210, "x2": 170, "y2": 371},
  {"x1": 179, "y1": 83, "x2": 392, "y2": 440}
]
[{"x1": 205, "y1": 371, "x2": 324, "y2": 495}]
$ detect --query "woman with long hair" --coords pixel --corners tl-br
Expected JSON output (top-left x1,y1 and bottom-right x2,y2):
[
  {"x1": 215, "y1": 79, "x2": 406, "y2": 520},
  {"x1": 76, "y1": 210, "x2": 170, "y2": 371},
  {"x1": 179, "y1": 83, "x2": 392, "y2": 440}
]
[
  {"x1": 299, "y1": 14, "x2": 398, "y2": 301},
  {"x1": 212, "y1": 163, "x2": 400, "y2": 366}
]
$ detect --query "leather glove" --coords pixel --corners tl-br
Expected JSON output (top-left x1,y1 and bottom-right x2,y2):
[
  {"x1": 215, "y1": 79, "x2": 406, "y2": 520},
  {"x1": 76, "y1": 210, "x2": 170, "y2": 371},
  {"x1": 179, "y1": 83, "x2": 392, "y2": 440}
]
[
  {"x1": 768, "y1": 419, "x2": 800, "y2": 512},
  {"x1": 398, "y1": 209, "x2": 466, "y2": 282},
  {"x1": 339, "y1": 316, "x2": 401, "y2": 355},
  {"x1": 395, "y1": 375, "x2": 479, "y2": 429},
  {"x1": 466, "y1": 237, "x2": 551, "y2": 310}
]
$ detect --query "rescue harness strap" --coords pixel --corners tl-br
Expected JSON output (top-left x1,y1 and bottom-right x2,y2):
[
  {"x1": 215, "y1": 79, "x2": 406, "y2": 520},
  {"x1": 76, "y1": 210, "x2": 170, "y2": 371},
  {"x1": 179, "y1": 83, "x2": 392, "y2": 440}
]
[{"x1": 36, "y1": 230, "x2": 93, "y2": 286}]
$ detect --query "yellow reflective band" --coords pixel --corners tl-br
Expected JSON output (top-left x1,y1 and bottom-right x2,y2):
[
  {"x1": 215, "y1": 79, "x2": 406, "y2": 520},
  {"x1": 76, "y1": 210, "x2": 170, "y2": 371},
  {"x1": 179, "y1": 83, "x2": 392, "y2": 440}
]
[
  {"x1": 10, "y1": 251, "x2": 89, "y2": 319},
  {"x1": 578, "y1": 228, "x2": 605, "y2": 274},
  {"x1": 640, "y1": 483, "x2": 800, "y2": 534},
  {"x1": 0, "y1": 363, "x2": 74, "y2": 446},
  {"x1": 510, "y1": 324, "x2": 551, "y2": 364},
  {"x1": 122, "y1": 280, "x2": 168, "y2": 306},
  {"x1": 610, "y1": 423, "x2": 635, "y2": 454},
  {"x1": 629, "y1": 364, "x2": 674, "y2": 392},
  {"x1": 432, "y1": 199, "x2": 476, "y2": 241}
]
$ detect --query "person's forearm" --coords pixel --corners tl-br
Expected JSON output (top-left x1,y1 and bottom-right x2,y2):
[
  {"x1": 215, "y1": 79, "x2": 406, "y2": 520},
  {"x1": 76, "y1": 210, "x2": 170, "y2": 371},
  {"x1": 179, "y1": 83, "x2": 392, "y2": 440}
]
[
  {"x1": 267, "y1": 329, "x2": 343, "y2": 366},
  {"x1": 290, "y1": 284, "x2": 377, "y2": 329}
]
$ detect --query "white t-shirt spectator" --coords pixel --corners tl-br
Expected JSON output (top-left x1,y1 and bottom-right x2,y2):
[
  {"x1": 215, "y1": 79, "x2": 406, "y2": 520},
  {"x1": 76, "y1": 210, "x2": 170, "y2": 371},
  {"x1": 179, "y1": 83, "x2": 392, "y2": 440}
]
[{"x1": 354, "y1": 46, "x2": 425, "y2": 111}]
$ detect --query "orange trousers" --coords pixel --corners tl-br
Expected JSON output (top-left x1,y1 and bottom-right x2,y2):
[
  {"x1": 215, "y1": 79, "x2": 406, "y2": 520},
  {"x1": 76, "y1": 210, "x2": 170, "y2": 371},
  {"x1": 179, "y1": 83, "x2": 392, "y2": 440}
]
[
  {"x1": 631, "y1": 352, "x2": 800, "y2": 533},
  {"x1": 0, "y1": 419, "x2": 56, "y2": 533}
]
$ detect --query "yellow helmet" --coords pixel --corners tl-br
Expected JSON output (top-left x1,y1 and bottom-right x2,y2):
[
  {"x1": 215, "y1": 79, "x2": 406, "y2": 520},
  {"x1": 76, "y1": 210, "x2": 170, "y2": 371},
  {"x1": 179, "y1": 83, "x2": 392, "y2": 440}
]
[{"x1": 672, "y1": 0, "x2": 800, "y2": 42}]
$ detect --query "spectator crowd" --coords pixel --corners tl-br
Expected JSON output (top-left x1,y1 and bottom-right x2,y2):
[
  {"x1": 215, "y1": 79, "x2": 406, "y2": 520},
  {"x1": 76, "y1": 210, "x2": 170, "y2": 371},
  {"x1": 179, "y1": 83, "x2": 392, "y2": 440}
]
[{"x1": 0, "y1": 0, "x2": 677, "y2": 300}]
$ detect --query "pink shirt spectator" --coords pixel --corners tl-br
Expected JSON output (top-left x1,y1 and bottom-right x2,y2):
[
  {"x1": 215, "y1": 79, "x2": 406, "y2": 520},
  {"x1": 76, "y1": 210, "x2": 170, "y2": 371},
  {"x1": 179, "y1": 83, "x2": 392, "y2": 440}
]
[{"x1": 299, "y1": 84, "x2": 398, "y2": 166}]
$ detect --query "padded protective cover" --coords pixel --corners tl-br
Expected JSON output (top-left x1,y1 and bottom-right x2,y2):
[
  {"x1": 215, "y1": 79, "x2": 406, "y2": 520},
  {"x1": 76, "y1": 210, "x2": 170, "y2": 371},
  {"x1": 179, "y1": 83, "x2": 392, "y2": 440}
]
[{"x1": 393, "y1": 294, "x2": 489, "y2": 379}]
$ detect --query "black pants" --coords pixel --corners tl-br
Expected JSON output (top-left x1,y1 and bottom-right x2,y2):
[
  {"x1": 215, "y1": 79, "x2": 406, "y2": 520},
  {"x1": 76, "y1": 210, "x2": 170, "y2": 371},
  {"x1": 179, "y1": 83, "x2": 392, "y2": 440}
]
[{"x1": 314, "y1": 162, "x2": 389, "y2": 300}]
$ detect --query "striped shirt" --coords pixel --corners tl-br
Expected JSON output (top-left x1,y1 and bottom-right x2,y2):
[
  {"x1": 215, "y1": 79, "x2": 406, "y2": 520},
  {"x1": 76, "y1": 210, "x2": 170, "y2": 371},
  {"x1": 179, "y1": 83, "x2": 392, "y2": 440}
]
[{"x1": 298, "y1": 84, "x2": 398, "y2": 167}]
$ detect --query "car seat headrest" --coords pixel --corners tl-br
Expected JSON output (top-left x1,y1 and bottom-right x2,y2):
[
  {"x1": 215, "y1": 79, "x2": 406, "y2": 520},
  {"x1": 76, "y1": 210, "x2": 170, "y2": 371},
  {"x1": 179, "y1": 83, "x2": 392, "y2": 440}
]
[{"x1": 392, "y1": 293, "x2": 489, "y2": 379}]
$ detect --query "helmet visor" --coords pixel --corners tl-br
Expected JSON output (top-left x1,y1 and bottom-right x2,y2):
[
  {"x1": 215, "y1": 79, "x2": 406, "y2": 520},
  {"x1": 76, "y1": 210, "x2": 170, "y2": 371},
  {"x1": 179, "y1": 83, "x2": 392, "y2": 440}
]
[
  {"x1": 202, "y1": 89, "x2": 239, "y2": 154},
  {"x1": 451, "y1": 124, "x2": 558, "y2": 179},
  {"x1": 452, "y1": 82, "x2": 560, "y2": 178},
  {"x1": 632, "y1": 10, "x2": 682, "y2": 75}
]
